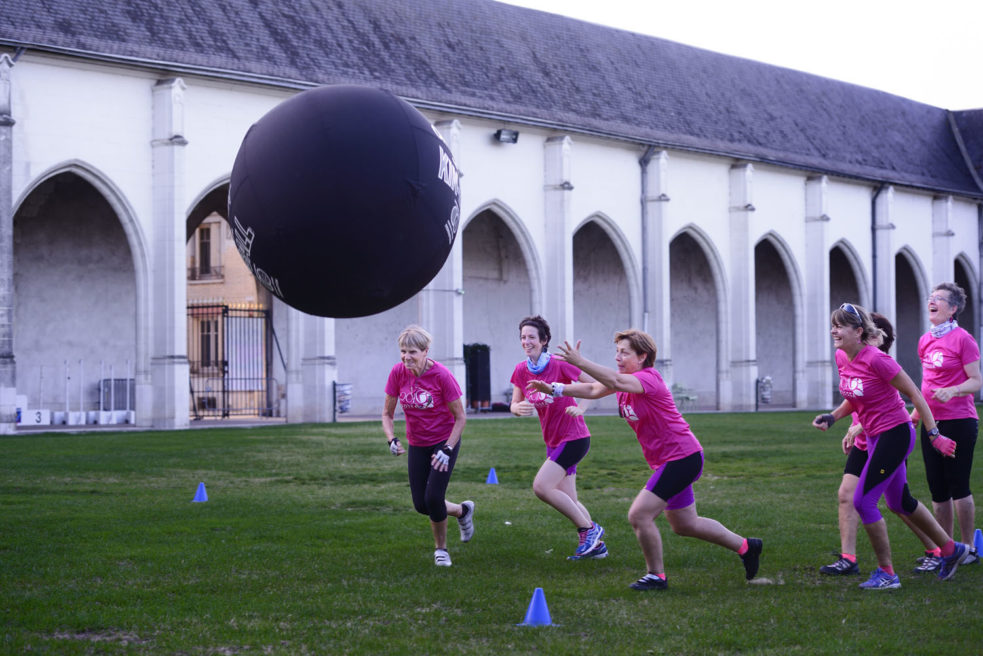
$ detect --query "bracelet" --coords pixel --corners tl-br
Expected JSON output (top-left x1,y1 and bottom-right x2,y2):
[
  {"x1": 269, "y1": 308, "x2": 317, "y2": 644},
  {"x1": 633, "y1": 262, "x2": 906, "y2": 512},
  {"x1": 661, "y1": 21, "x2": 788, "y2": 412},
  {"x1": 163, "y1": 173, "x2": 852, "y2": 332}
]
[{"x1": 551, "y1": 382, "x2": 565, "y2": 397}]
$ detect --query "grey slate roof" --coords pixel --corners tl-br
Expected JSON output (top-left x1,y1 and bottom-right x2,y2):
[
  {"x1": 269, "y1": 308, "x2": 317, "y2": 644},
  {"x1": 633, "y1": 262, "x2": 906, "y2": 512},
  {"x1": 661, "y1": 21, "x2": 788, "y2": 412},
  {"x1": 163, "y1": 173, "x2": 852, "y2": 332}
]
[{"x1": 2, "y1": 0, "x2": 982, "y2": 198}]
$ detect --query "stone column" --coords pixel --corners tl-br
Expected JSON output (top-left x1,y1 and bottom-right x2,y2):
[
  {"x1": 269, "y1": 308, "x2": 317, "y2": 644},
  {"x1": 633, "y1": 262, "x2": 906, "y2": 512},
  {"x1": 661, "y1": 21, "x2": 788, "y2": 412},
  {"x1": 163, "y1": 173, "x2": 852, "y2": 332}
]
[
  {"x1": 931, "y1": 195, "x2": 955, "y2": 286},
  {"x1": 150, "y1": 78, "x2": 190, "y2": 428},
  {"x1": 424, "y1": 120, "x2": 466, "y2": 386},
  {"x1": 642, "y1": 150, "x2": 672, "y2": 380},
  {"x1": 281, "y1": 299, "x2": 304, "y2": 422},
  {"x1": 726, "y1": 163, "x2": 758, "y2": 411},
  {"x1": 301, "y1": 314, "x2": 337, "y2": 423},
  {"x1": 0, "y1": 55, "x2": 15, "y2": 433},
  {"x1": 804, "y1": 176, "x2": 832, "y2": 408},
  {"x1": 873, "y1": 186, "x2": 896, "y2": 320},
  {"x1": 543, "y1": 136, "x2": 574, "y2": 341}
]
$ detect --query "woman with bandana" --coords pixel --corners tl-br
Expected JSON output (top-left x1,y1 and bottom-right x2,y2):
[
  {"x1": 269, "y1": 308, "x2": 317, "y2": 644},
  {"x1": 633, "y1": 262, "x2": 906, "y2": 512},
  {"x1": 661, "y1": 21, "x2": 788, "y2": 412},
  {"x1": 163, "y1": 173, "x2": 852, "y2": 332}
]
[
  {"x1": 911, "y1": 282, "x2": 981, "y2": 568},
  {"x1": 812, "y1": 302, "x2": 971, "y2": 589},
  {"x1": 509, "y1": 315, "x2": 606, "y2": 560}
]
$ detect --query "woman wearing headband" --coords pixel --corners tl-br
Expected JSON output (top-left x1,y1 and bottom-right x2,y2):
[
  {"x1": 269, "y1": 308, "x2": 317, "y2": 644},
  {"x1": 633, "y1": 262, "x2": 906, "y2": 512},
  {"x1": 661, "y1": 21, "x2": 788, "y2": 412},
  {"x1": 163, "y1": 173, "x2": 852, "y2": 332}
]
[{"x1": 812, "y1": 303, "x2": 970, "y2": 589}]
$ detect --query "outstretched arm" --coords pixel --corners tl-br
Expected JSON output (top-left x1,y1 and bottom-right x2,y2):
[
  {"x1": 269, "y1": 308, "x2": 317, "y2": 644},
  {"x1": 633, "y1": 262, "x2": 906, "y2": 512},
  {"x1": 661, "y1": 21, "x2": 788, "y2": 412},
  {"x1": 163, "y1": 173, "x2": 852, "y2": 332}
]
[
  {"x1": 554, "y1": 340, "x2": 644, "y2": 394},
  {"x1": 526, "y1": 379, "x2": 613, "y2": 400}
]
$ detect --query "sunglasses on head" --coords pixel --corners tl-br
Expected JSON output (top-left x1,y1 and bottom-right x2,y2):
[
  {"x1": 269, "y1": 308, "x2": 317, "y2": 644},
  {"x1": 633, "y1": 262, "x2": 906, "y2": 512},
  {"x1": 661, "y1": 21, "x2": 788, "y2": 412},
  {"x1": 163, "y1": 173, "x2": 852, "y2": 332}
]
[{"x1": 839, "y1": 303, "x2": 860, "y2": 318}]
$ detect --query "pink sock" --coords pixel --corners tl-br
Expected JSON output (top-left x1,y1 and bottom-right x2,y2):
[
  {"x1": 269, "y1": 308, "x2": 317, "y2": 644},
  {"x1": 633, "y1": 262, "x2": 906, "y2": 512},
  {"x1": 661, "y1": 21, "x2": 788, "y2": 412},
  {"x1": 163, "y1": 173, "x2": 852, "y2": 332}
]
[
  {"x1": 737, "y1": 538, "x2": 749, "y2": 556},
  {"x1": 940, "y1": 540, "x2": 956, "y2": 558}
]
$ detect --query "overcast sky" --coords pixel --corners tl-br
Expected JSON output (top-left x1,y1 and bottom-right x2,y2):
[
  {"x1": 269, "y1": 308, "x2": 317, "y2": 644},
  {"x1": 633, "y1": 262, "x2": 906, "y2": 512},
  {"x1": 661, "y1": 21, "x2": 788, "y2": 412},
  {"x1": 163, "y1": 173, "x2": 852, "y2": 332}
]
[{"x1": 498, "y1": 0, "x2": 983, "y2": 110}]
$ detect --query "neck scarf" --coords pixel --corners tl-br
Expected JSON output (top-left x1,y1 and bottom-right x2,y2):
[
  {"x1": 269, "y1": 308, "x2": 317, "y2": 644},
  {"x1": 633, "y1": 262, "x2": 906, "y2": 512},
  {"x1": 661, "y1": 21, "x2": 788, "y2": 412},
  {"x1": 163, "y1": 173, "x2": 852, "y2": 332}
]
[
  {"x1": 930, "y1": 318, "x2": 958, "y2": 339},
  {"x1": 526, "y1": 351, "x2": 551, "y2": 375}
]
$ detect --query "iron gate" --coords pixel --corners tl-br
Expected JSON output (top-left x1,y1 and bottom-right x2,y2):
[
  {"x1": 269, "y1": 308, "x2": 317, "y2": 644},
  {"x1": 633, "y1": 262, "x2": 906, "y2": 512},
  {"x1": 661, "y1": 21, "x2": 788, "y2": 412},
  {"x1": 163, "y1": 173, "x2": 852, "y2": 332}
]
[{"x1": 187, "y1": 303, "x2": 280, "y2": 418}]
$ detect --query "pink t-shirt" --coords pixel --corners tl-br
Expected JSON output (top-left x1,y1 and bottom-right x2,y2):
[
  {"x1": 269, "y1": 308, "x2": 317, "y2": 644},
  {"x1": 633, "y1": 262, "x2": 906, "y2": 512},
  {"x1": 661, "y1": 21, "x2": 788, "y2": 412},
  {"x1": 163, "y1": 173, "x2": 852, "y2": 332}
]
[
  {"x1": 918, "y1": 327, "x2": 980, "y2": 421},
  {"x1": 385, "y1": 360, "x2": 463, "y2": 447},
  {"x1": 510, "y1": 357, "x2": 590, "y2": 448},
  {"x1": 836, "y1": 346, "x2": 909, "y2": 437},
  {"x1": 616, "y1": 367, "x2": 702, "y2": 468}
]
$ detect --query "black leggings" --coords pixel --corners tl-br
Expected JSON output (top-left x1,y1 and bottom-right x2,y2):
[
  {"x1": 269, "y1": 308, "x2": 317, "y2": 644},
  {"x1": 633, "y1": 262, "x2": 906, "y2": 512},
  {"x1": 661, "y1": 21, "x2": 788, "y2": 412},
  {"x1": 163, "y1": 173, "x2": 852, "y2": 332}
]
[
  {"x1": 407, "y1": 441, "x2": 459, "y2": 522},
  {"x1": 920, "y1": 418, "x2": 978, "y2": 502}
]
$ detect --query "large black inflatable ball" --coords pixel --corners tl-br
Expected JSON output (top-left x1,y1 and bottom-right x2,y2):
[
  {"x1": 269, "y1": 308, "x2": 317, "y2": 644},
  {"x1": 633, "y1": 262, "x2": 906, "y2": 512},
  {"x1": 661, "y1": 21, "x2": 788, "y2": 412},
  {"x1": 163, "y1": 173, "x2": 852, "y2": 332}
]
[{"x1": 228, "y1": 85, "x2": 461, "y2": 318}]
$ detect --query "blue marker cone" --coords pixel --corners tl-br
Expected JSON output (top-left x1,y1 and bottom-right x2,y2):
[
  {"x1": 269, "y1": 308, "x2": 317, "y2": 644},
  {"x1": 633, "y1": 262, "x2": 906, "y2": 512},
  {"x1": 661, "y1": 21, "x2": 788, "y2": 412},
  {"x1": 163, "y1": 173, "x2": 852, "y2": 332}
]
[
  {"x1": 518, "y1": 587, "x2": 552, "y2": 626},
  {"x1": 974, "y1": 528, "x2": 982, "y2": 554},
  {"x1": 192, "y1": 482, "x2": 208, "y2": 503},
  {"x1": 486, "y1": 467, "x2": 498, "y2": 484}
]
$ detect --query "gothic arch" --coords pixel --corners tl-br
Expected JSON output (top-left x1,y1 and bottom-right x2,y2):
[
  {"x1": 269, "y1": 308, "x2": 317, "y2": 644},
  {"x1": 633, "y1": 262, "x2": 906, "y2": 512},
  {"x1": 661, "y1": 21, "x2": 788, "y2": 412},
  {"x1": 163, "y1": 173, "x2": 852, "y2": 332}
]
[
  {"x1": 574, "y1": 211, "x2": 641, "y2": 326},
  {"x1": 829, "y1": 239, "x2": 871, "y2": 308},
  {"x1": 464, "y1": 199, "x2": 543, "y2": 312},
  {"x1": 15, "y1": 160, "x2": 151, "y2": 374}
]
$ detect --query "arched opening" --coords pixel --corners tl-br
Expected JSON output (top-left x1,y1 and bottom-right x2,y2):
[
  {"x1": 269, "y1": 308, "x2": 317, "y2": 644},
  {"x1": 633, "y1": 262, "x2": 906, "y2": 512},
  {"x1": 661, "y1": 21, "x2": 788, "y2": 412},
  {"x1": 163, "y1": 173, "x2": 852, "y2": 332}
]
[
  {"x1": 954, "y1": 257, "x2": 977, "y2": 339},
  {"x1": 13, "y1": 172, "x2": 136, "y2": 418},
  {"x1": 669, "y1": 231, "x2": 719, "y2": 409},
  {"x1": 462, "y1": 208, "x2": 534, "y2": 409},
  {"x1": 573, "y1": 219, "x2": 631, "y2": 411},
  {"x1": 185, "y1": 181, "x2": 279, "y2": 419},
  {"x1": 754, "y1": 239, "x2": 796, "y2": 407}
]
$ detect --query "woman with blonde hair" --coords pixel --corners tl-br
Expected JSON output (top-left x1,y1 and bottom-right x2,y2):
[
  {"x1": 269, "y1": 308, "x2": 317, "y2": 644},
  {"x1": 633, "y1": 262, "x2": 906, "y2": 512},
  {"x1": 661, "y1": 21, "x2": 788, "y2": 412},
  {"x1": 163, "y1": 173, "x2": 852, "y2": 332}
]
[
  {"x1": 812, "y1": 303, "x2": 970, "y2": 589},
  {"x1": 382, "y1": 325, "x2": 473, "y2": 567}
]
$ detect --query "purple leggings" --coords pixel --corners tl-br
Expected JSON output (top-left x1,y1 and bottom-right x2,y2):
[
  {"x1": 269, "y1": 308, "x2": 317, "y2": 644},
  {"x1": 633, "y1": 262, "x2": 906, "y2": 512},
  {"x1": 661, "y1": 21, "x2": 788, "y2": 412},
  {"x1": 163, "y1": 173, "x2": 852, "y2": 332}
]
[{"x1": 854, "y1": 422, "x2": 918, "y2": 524}]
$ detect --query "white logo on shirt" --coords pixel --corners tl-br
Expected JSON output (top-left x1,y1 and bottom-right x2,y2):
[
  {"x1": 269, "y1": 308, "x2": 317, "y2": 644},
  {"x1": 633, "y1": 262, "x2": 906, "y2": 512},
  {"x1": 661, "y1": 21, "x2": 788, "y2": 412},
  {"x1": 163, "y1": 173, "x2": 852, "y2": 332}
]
[
  {"x1": 930, "y1": 351, "x2": 944, "y2": 368},
  {"x1": 525, "y1": 388, "x2": 552, "y2": 407},
  {"x1": 399, "y1": 387, "x2": 435, "y2": 410},
  {"x1": 620, "y1": 403, "x2": 639, "y2": 422},
  {"x1": 848, "y1": 377, "x2": 864, "y2": 397}
]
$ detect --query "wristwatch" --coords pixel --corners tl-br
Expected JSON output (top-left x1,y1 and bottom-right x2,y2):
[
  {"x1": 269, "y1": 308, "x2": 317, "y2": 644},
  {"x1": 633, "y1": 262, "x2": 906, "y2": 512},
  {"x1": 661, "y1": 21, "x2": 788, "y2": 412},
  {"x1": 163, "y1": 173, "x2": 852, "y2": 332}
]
[{"x1": 927, "y1": 427, "x2": 940, "y2": 441}]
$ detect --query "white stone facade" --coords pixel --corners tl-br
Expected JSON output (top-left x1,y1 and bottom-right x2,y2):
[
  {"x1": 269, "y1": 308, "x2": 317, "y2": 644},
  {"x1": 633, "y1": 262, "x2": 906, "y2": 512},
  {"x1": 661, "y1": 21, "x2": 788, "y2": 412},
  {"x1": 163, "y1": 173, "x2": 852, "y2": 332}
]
[{"x1": 1, "y1": 53, "x2": 980, "y2": 431}]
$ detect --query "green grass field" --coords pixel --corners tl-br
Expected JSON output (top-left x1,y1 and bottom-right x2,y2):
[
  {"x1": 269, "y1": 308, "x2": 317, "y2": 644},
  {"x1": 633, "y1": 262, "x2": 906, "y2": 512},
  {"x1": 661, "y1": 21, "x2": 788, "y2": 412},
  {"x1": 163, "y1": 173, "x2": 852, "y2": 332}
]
[{"x1": 2, "y1": 411, "x2": 981, "y2": 655}]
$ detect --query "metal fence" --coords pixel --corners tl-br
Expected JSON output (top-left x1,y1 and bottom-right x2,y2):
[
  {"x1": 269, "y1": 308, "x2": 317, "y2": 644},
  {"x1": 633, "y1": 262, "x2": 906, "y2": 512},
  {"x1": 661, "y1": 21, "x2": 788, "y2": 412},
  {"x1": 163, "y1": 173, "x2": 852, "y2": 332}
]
[{"x1": 187, "y1": 303, "x2": 281, "y2": 418}]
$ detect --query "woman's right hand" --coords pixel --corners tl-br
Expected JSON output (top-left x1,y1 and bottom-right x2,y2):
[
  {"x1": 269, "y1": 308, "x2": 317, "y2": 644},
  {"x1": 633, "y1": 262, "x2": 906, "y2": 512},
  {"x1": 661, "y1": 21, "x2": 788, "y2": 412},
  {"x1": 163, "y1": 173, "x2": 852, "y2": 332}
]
[{"x1": 512, "y1": 400, "x2": 535, "y2": 416}]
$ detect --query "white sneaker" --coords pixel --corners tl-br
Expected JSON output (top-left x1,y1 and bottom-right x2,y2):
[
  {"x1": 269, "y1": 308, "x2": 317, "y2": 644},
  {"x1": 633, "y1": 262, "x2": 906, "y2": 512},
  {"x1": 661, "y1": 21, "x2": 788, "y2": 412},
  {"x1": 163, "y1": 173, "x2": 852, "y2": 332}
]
[
  {"x1": 458, "y1": 500, "x2": 475, "y2": 542},
  {"x1": 434, "y1": 548, "x2": 452, "y2": 567}
]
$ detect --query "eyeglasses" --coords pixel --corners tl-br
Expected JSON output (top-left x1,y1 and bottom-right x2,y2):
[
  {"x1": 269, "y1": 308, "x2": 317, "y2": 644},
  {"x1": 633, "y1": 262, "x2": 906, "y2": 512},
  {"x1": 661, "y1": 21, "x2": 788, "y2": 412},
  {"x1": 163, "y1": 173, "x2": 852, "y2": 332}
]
[
  {"x1": 927, "y1": 294, "x2": 950, "y2": 305},
  {"x1": 839, "y1": 303, "x2": 860, "y2": 318}
]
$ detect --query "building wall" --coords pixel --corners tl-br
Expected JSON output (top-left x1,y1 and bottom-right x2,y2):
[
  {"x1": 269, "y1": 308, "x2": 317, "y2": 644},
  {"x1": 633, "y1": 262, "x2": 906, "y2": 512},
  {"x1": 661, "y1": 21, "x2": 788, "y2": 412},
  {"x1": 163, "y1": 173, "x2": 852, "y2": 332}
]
[{"x1": 5, "y1": 52, "x2": 981, "y2": 426}]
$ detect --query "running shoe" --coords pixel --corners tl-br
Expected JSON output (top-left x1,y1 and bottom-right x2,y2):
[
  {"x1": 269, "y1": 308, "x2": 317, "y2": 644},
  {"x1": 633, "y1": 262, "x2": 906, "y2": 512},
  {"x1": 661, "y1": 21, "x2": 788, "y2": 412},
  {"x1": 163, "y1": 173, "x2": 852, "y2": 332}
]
[
  {"x1": 819, "y1": 555, "x2": 860, "y2": 575},
  {"x1": 434, "y1": 548, "x2": 452, "y2": 567},
  {"x1": 629, "y1": 574, "x2": 668, "y2": 591},
  {"x1": 457, "y1": 500, "x2": 475, "y2": 542},
  {"x1": 740, "y1": 538, "x2": 763, "y2": 580},
  {"x1": 567, "y1": 541, "x2": 608, "y2": 560},
  {"x1": 574, "y1": 522, "x2": 605, "y2": 557},
  {"x1": 963, "y1": 548, "x2": 978, "y2": 565},
  {"x1": 913, "y1": 554, "x2": 942, "y2": 573},
  {"x1": 858, "y1": 567, "x2": 901, "y2": 590},
  {"x1": 938, "y1": 542, "x2": 969, "y2": 581}
]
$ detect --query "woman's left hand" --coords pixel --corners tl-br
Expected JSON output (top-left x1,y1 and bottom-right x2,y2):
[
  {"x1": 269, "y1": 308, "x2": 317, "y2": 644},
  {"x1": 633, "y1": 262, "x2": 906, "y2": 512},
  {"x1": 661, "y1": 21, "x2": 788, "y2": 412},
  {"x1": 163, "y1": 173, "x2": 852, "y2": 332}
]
[
  {"x1": 431, "y1": 445, "x2": 453, "y2": 472},
  {"x1": 931, "y1": 386, "x2": 957, "y2": 403},
  {"x1": 526, "y1": 380, "x2": 551, "y2": 395},
  {"x1": 555, "y1": 340, "x2": 584, "y2": 366}
]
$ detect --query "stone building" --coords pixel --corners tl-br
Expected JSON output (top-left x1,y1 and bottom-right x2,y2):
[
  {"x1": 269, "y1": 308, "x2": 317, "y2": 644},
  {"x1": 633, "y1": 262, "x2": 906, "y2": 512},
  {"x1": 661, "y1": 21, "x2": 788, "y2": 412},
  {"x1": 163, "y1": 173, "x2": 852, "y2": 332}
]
[{"x1": 1, "y1": 0, "x2": 981, "y2": 431}]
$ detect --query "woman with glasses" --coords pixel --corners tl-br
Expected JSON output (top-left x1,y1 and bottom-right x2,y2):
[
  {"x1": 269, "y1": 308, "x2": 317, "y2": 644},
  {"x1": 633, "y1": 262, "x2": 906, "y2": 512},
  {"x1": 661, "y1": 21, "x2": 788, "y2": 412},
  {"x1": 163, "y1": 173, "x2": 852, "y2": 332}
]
[
  {"x1": 509, "y1": 315, "x2": 606, "y2": 560},
  {"x1": 910, "y1": 283, "x2": 981, "y2": 569},
  {"x1": 527, "y1": 330, "x2": 762, "y2": 591},
  {"x1": 817, "y1": 313, "x2": 939, "y2": 577},
  {"x1": 812, "y1": 303, "x2": 971, "y2": 589}
]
